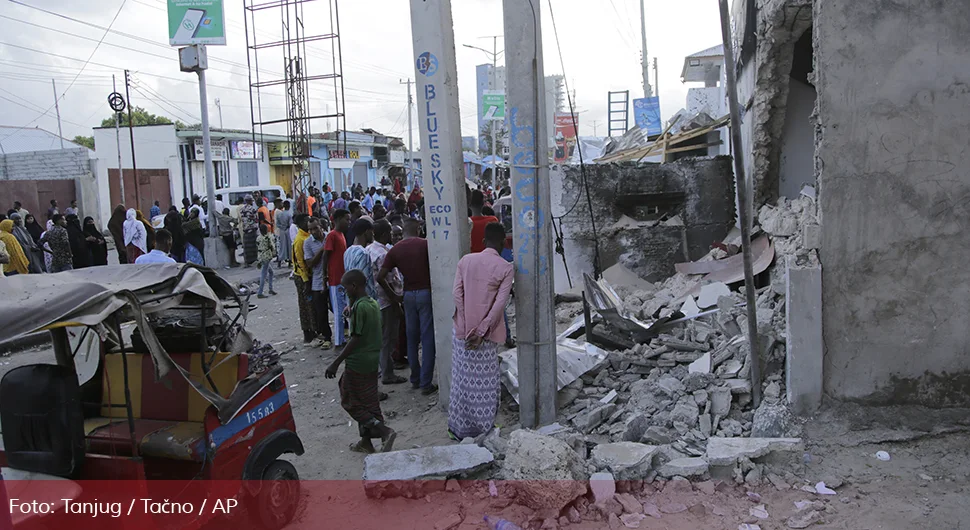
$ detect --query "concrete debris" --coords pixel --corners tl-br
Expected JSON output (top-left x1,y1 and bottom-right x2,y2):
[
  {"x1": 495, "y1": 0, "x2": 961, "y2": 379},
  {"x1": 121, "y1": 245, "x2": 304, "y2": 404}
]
[
  {"x1": 688, "y1": 352, "x2": 712, "y2": 374},
  {"x1": 590, "y1": 442, "x2": 660, "y2": 480},
  {"x1": 363, "y1": 445, "x2": 495, "y2": 498},
  {"x1": 658, "y1": 502, "x2": 688, "y2": 514},
  {"x1": 658, "y1": 457, "x2": 709, "y2": 478},
  {"x1": 814, "y1": 482, "x2": 837, "y2": 495},
  {"x1": 590, "y1": 471, "x2": 617, "y2": 504},
  {"x1": 620, "y1": 513, "x2": 646, "y2": 528},
  {"x1": 502, "y1": 430, "x2": 589, "y2": 512},
  {"x1": 751, "y1": 400, "x2": 799, "y2": 438},
  {"x1": 787, "y1": 510, "x2": 822, "y2": 529},
  {"x1": 615, "y1": 493, "x2": 643, "y2": 514},
  {"x1": 749, "y1": 504, "x2": 769, "y2": 519},
  {"x1": 706, "y1": 437, "x2": 803, "y2": 466},
  {"x1": 642, "y1": 502, "x2": 662, "y2": 519}
]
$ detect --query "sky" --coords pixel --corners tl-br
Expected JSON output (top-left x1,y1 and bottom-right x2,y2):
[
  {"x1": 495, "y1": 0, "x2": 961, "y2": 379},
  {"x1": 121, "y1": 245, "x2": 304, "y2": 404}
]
[{"x1": 0, "y1": 0, "x2": 723, "y2": 148}]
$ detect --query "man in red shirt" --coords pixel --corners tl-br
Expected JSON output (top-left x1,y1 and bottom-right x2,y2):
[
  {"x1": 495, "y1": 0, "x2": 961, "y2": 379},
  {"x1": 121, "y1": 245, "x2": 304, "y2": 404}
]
[
  {"x1": 468, "y1": 189, "x2": 498, "y2": 253},
  {"x1": 379, "y1": 217, "x2": 437, "y2": 395},
  {"x1": 322, "y1": 208, "x2": 350, "y2": 346}
]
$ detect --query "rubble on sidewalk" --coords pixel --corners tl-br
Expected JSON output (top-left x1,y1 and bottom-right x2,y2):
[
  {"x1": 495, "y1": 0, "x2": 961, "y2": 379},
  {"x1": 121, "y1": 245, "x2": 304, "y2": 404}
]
[{"x1": 501, "y1": 429, "x2": 589, "y2": 512}]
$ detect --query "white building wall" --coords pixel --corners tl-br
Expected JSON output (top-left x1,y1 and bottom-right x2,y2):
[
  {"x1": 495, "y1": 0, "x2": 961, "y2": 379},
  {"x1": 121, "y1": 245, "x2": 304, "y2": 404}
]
[{"x1": 92, "y1": 124, "x2": 179, "y2": 230}]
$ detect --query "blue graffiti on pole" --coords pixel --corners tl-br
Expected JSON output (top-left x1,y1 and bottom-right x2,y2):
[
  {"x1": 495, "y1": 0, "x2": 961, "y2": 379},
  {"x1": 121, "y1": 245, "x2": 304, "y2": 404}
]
[
  {"x1": 508, "y1": 107, "x2": 548, "y2": 276},
  {"x1": 416, "y1": 52, "x2": 438, "y2": 77},
  {"x1": 419, "y1": 51, "x2": 449, "y2": 240}
]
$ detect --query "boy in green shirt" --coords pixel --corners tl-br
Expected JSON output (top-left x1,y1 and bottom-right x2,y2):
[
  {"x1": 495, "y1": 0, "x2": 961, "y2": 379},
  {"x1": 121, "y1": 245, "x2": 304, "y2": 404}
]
[{"x1": 325, "y1": 269, "x2": 397, "y2": 453}]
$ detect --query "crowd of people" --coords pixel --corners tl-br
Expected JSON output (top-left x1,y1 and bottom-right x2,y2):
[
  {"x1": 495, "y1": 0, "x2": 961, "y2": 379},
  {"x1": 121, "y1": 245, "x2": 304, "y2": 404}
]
[
  {"x1": 295, "y1": 180, "x2": 515, "y2": 452},
  {"x1": 4, "y1": 179, "x2": 515, "y2": 451}
]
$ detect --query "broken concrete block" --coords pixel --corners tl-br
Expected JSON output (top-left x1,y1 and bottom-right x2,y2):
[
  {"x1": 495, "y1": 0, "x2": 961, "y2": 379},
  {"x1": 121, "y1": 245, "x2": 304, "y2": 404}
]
[
  {"x1": 656, "y1": 375, "x2": 685, "y2": 396},
  {"x1": 591, "y1": 442, "x2": 660, "y2": 480},
  {"x1": 680, "y1": 296, "x2": 700, "y2": 317},
  {"x1": 363, "y1": 445, "x2": 494, "y2": 498},
  {"x1": 801, "y1": 223, "x2": 821, "y2": 250},
  {"x1": 719, "y1": 359, "x2": 743, "y2": 378},
  {"x1": 577, "y1": 403, "x2": 617, "y2": 433},
  {"x1": 621, "y1": 414, "x2": 649, "y2": 443},
  {"x1": 669, "y1": 397, "x2": 699, "y2": 427},
  {"x1": 705, "y1": 437, "x2": 803, "y2": 466},
  {"x1": 641, "y1": 426, "x2": 675, "y2": 445},
  {"x1": 752, "y1": 401, "x2": 798, "y2": 438},
  {"x1": 503, "y1": 430, "x2": 589, "y2": 512},
  {"x1": 657, "y1": 457, "x2": 709, "y2": 478},
  {"x1": 725, "y1": 379, "x2": 753, "y2": 394},
  {"x1": 688, "y1": 352, "x2": 712, "y2": 374},
  {"x1": 590, "y1": 471, "x2": 616, "y2": 504},
  {"x1": 699, "y1": 413, "x2": 712, "y2": 437},
  {"x1": 697, "y1": 282, "x2": 731, "y2": 309},
  {"x1": 682, "y1": 371, "x2": 714, "y2": 392},
  {"x1": 615, "y1": 493, "x2": 643, "y2": 514},
  {"x1": 710, "y1": 387, "x2": 732, "y2": 417}
]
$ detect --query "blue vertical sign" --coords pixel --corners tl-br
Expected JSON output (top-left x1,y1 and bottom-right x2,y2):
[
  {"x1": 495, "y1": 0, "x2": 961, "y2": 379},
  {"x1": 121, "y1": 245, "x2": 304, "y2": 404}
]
[{"x1": 633, "y1": 97, "x2": 662, "y2": 136}]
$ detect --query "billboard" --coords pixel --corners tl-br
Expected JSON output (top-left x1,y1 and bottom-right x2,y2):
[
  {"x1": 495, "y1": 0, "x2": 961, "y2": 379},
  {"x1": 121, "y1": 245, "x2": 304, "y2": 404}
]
[
  {"x1": 168, "y1": 0, "x2": 226, "y2": 46},
  {"x1": 482, "y1": 90, "x2": 505, "y2": 121},
  {"x1": 554, "y1": 112, "x2": 578, "y2": 164},
  {"x1": 268, "y1": 143, "x2": 295, "y2": 166},
  {"x1": 193, "y1": 139, "x2": 227, "y2": 161},
  {"x1": 633, "y1": 97, "x2": 662, "y2": 136},
  {"x1": 230, "y1": 140, "x2": 262, "y2": 159}
]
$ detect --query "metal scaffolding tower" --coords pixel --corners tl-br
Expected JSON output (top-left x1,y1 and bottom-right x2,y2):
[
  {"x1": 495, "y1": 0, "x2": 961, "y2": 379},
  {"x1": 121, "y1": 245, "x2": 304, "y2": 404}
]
[{"x1": 244, "y1": 0, "x2": 347, "y2": 211}]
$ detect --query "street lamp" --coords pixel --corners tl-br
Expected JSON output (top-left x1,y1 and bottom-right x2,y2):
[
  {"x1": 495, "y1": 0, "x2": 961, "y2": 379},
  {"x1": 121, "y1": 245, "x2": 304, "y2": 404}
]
[{"x1": 463, "y1": 39, "x2": 504, "y2": 191}]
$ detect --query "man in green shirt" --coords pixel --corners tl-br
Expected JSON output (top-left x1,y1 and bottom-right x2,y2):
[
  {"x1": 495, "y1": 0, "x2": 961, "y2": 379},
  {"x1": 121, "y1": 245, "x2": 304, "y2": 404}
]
[{"x1": 326, "y1": 269, "x2": 397, "y2": 454}]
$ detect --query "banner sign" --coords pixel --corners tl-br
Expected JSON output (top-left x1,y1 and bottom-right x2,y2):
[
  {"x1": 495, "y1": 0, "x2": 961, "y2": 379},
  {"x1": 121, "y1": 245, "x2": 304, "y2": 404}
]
[
  {"x1": 482, "y1": 90, "x2": 505, "y2": 121},
  {"x1": 633, "y1": 96, "x2": 662, "y2": 136},
  {"x1": 230, "y1": 140, "x2": 261, "y2": 159},
  {"x1": 553, "y1": 112, "x2": 578, "y2": 163},
  {"x1": 328, "y1": 150, "x2": 360, "y2": 160},
  {"x1": 194, "y1": 139, "x2": 227, "y2": 161},
  {"x1": 168, "y1": 0, "x2": 226, "y2": 46}
]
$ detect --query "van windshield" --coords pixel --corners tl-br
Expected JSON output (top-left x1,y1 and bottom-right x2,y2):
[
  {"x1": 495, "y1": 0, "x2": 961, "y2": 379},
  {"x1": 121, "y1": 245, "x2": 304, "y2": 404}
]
[{"x1": 228, "y1": 190, "x2": 283, "y2": 207}]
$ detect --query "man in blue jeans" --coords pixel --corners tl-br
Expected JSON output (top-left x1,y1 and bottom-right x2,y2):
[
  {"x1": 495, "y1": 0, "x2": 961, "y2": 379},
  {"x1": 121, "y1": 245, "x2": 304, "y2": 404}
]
[{"x1": 378, "y1": 217, "x2": 437, "y2": 395}]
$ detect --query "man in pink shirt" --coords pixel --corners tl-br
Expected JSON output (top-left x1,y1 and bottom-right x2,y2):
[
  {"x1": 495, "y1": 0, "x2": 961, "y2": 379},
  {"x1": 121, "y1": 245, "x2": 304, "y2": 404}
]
[{"x1": 448, "y1": 222, "x2": 514, "y2": 440}]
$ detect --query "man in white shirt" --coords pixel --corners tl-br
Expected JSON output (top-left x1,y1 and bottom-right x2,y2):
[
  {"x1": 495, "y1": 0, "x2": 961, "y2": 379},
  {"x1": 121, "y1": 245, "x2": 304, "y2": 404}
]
[
  {"x1": 189, "y1": 195, "x2": 208, "y2": 230},
  {"x1": 135, "y1": 229, "x2": 177, "y2": 264},
  {"x1": 367, "y1": 219, "x2": 407, "y2": 385}
]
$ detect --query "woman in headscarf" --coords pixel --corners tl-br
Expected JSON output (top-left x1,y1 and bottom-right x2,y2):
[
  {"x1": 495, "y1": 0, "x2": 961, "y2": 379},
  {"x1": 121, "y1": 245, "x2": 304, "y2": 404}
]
[
  {"x1": 163, "y1": 211, "x2": 186, "y2": 262},
  {"x1": 41, "y1": 220, "x2": 54, "y2": 271},
  {"x1": 182, "y1": 209, "x2": 205, "y2": 265},
  {"x1": 136, "y1": 210, "x2": 155, "y2": 251},
  {"x1": 407, "y1": 185, "x2": 422, "y2": 209},
  {"x1": 24, "y1": 213, "x2": 43, "y2": 245},
  {"x1": 108, "y1": 205, "x2": 128, "y2": 264},
  {"x1": 0, "y1": 220, "x2": 29, "y2": 276},
  {"x1": 83, "y1": 216, "x2": 108, "y2": 266},
  {"x1": 65, "y1": 214, "x2": 91, "y2": 269},
  {"x1": 8, "y1": 213, "x2": 42, "y2": 273},
  {"x1": 123, "y1": 208, "x2": 147, "y2": 263}
]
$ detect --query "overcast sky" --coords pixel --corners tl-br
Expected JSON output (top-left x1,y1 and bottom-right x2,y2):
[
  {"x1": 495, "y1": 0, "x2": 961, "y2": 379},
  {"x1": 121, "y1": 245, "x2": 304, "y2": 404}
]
[{"x1": 0, "y1": 0, "x2": 722, "y2": 148}]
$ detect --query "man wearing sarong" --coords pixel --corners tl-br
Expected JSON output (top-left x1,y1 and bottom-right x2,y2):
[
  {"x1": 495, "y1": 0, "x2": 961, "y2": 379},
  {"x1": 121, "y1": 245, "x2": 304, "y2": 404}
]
[
  {"x1": 240, "y1": 195, "x2": 259, "y2": 266},
  {"x1": 448, "y1": 222, "x2": 514, "y2": 440}
]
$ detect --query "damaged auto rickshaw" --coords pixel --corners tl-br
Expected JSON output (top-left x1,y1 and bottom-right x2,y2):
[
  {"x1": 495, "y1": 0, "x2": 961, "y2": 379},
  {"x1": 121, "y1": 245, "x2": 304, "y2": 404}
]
[{"x1": 0, "y1": 264, "x2": 303, "y2": 529}]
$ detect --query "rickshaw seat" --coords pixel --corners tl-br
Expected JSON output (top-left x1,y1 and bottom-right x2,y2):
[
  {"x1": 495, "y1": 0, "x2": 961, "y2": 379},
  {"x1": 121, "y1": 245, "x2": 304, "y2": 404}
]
[{"x1": 84, "y1": 352, "x2": 247, "y2": 462}]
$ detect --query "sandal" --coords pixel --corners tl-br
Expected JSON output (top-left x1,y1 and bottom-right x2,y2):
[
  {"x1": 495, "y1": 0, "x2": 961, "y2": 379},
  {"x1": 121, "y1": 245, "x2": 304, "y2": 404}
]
[
  {"x1": 381, "y1": 430, "x2": 397, "y2": 453},
  {"x1": 382, "y1": 375, "x2": 408, "y2": 385}
]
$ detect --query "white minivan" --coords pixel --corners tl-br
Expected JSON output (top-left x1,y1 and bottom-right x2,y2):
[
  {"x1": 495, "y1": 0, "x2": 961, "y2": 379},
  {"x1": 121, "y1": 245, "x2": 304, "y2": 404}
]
[{"x1": 219, "y1": 185, "x2": 289, "y2": 219}]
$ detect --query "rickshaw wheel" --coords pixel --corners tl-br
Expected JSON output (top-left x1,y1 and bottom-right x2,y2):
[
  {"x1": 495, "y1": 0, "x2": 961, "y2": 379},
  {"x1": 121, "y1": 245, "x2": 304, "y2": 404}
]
[{"x1": 253, "y1": 460, "x2": 300, "y2": 529}]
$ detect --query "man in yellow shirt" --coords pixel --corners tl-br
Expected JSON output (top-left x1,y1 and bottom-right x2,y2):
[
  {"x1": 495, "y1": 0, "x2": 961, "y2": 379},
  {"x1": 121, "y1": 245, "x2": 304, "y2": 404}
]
[{"x1": 292, "y1": 213, "x2": 317, "y2": 343}]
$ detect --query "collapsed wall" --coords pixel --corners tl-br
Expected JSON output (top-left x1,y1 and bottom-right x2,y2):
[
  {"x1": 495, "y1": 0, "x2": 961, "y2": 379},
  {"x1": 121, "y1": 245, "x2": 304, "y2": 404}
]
[{"x1": 552, "y1": 157, "x2": 736, "y2": 285}]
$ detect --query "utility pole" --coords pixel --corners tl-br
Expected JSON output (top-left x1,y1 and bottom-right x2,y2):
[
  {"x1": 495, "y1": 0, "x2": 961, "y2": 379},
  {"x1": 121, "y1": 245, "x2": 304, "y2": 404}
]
[
  {"x1": 718, "y1": 0, "x2": 762, "y2": 408},
  {"x1": 409, "y1": 0, "x2": 471, "y2": 410},
  {"x1": 215, "y1": 98, "x2": 223, "y2": 129},
  {"x1": 640, "y1": 0, "x2": 653, "y2": 98},
  {"x1": 490, "y1": 35, "x2": 498, "y2": 191},
  {"x1": 504, "y1": 0, "x2": 556, "y2": 428},
  {"x1": 124, "y1": 70, "x2": 140, "y2": 210},
  {"x1": 653, "y1": 57, "x2": 660, "y2": 98},
  {"x1": 400, "y1": 78, "x2": 414, "y2": 188},
  {"x1": 113, "y1": 74, "x2": 125, "y2": 205},
  {"x1": 51, "y1": 80, "x2": 64, "y2": 148},
  {"x1": 592, "y1": 120, "x2": 599, "y2": 136}
]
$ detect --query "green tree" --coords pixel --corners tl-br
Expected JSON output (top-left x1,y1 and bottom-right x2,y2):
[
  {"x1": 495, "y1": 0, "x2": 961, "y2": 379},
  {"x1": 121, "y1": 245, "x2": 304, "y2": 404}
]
[
  {"x1": 479, "y1": 122, "x2": 509, "y2": 158},
  {"x1": 72, "y1": 135, "x2": 95, "y2": 149},
  {"x1": 100, "y1": 106, "x2": 181, "y2": 128}
]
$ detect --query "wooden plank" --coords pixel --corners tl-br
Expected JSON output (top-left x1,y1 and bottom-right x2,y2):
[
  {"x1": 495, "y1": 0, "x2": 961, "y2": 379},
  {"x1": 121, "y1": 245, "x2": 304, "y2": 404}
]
[{"x1": 661, "y1": 141, "x2": 724, "y2": 156}]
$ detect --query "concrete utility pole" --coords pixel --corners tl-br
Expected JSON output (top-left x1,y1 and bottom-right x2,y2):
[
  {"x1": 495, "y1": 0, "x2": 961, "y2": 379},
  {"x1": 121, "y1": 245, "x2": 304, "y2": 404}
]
[
  {"x1": 640, "y1": 0, "x2": 653, "y2": 98},
  {"x1": 124, "y1": 70, "x2": 141, "y2": 210},
  {"x1": 718, "y1": 0, "x2": 762, "y2": 407},
  {"x1": 113, "y1": 74, "x2": 125, "y2": 204},
  {"x1": 400, "y1": 78, "x2": 414, "y2": 187},
  {"x1": 653, "y1": 57, "x2": 660, "y2": 98},
  {"x1": 409, "y1": 0, "x2": 471, "y2": 409},
  {"x1": 215, "y1": 98, "x2": 223, "y2": 129},
  {"x1": 490, "y1": 35, "x2": 499, "y2": 191},
  {"x1": 51, "y1": 79, "x2": 64, "y2": 148},
  {"x1": 504, "y1": 0, "x2": 557, "y2": 428}
]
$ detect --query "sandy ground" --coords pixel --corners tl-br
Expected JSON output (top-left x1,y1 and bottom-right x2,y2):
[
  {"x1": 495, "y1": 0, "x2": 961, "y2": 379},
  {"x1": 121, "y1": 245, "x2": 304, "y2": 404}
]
[{"x1": 3, "y1": 264, "x2": 969, "y2": 529}]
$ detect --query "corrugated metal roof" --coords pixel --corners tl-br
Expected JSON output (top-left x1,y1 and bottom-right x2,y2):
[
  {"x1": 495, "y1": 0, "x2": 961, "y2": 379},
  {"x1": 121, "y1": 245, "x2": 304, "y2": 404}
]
[
  {"x1": 0, "y1": 126, "x2": 85, "y2": 155},
  {"x1": 687, "y1": 44, "x2": 724, "y2": 58}
]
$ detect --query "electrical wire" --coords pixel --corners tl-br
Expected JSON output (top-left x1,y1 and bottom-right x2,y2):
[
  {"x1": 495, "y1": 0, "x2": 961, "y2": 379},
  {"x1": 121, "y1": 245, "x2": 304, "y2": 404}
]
[
  {"x1": 0, "y1": 0, "x2": 129, "y2": 141},
  {"x1": 547, "y1": 0, "x2": 602, "y2": 278}
]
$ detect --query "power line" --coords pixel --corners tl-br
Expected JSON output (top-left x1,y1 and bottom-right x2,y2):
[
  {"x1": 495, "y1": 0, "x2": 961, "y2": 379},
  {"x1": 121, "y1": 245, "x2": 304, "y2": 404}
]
[{"x1": 1, "y1": 0, "x2": 129, "y2": 141}]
